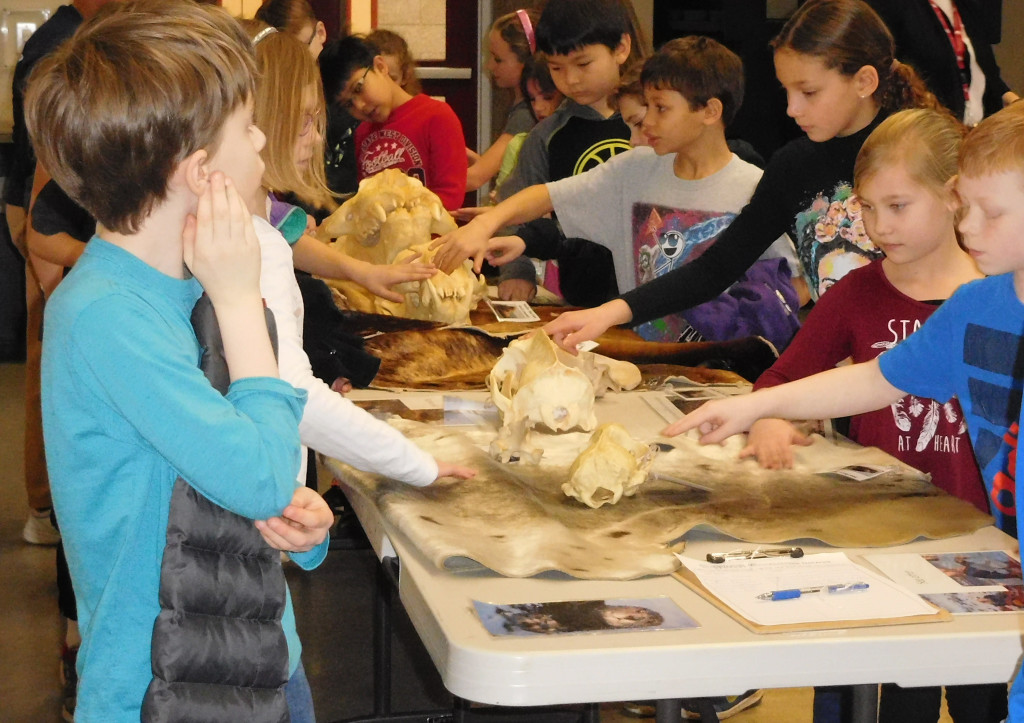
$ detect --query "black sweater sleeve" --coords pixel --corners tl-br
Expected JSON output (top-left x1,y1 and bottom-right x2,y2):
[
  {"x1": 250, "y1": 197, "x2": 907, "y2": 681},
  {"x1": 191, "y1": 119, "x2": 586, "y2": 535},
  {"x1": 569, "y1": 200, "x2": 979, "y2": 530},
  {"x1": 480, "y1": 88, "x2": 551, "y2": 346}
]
[
  {"x1": 620, "y1": 152, "x2": 796, "y2": 326},
  {"x1": 520, "y1": 217, "x2": 567, "y2": 259},
  {"x1": 496, "y1": 218, "x2": 567, "y2": 284}
]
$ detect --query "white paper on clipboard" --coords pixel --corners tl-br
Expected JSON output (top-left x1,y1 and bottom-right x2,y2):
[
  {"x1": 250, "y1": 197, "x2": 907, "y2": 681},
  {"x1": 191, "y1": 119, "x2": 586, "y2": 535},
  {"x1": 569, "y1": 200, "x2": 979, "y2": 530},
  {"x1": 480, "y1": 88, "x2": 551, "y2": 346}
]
[{"x1": 677, "y1": 552, "x2": 937, "y2": 627}]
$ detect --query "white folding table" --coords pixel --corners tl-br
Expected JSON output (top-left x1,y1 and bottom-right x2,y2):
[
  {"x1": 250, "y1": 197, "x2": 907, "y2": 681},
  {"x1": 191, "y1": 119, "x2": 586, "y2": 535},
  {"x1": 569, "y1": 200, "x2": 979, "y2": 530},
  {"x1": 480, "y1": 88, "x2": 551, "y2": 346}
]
[{"x1": 327, "y1": 389, "x2": 1024, "y2": 723}]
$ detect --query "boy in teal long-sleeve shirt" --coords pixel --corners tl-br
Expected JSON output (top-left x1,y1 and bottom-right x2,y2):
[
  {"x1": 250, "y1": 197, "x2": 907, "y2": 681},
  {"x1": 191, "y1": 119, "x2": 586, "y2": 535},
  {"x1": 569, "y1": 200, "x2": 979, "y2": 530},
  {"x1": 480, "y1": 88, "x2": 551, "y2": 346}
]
[{"x1": 28, "y1": 2, "x2": 332, "y2": 719}]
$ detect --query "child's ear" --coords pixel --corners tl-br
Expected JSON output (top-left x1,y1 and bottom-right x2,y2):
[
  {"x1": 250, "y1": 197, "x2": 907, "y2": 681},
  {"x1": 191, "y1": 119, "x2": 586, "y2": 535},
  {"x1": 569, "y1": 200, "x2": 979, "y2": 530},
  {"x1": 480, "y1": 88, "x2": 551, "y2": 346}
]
[
  {"x1": 703, "y1": 98, "x2": 724, "y2": 125},
  {"x1": 943, "y1": 175, "x2": 961, "y2": 212},
  {"x1": 314, "y1": 20, "x2": 326, "y2": 45},
  {"x1": 372, "y1": 55, "x2": 390, "y2": 77},
  {"x1": 181, "y1": 149, "x2": 210, "y2": 196},
  {"x1": 613, "y1": 34, "x2": 631, "y2": 66},
  {"x1": 853, "y1": 64, "x2": 880, "y2": 101}
]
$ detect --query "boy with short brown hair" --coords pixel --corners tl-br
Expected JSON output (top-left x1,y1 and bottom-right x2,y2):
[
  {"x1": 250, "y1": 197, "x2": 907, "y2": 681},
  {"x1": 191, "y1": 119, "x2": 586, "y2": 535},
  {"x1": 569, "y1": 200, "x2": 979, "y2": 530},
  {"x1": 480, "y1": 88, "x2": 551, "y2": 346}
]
[
  {"x1": 432, "y1": 36, "x2": 800, "y2": 350},
  {"x1": 27, "y1": 1, "x2": 330, "y2": 719}
]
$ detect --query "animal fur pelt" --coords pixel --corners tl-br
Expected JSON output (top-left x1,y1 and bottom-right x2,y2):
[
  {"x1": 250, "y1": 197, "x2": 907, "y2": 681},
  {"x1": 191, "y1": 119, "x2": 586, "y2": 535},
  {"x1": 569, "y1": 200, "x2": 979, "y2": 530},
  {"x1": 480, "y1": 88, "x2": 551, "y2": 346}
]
[
  {"x1": 323, "y1": 307, "x2": 778, "y2": 384},
  {"x1": 365, "y1": 328, "x2": 509, "y2": 389},
  {"x1": 361, "y1": 328, "x2": 747, "y2": 391},
  {"x1": 325, "y1": 421, "x2": 993, "y2": 580}
]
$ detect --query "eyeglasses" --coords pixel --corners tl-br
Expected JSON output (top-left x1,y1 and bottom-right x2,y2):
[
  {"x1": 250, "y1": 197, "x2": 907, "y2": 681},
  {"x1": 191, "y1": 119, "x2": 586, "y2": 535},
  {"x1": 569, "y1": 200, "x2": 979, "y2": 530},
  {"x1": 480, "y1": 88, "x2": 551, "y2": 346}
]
[
  {"x1": 299, "y1": 109, "x2": 322, "y2": 137},
  {"x1": 341, "y1": 66, "x2": 372, "y2": 110}
]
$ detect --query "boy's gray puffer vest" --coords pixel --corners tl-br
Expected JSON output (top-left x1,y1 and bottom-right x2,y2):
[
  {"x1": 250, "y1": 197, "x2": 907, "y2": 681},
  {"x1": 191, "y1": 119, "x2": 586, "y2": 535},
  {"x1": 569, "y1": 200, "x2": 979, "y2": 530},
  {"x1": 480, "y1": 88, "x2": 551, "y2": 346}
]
[{"x1": 142, "y1": 294, "x2": 291, "y2": 723}]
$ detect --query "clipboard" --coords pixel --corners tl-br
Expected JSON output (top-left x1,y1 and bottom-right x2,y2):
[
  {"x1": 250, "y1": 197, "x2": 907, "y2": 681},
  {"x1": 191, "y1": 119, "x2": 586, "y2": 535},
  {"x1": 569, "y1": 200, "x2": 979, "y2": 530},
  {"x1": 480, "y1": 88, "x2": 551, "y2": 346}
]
[{"x1": 673, "y1": 565, "x2": 952, "y2": 635}]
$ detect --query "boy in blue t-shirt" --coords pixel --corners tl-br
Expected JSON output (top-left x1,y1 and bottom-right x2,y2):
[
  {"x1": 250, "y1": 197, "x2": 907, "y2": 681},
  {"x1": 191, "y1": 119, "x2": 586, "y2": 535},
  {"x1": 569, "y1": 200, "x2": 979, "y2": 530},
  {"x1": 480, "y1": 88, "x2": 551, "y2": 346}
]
[
  {"x1": 670, "y1": 104, "x2": 1024, "y2": 720},
  {"x1": 27, "y1": 2, "x2": 332, "y2": 720}
]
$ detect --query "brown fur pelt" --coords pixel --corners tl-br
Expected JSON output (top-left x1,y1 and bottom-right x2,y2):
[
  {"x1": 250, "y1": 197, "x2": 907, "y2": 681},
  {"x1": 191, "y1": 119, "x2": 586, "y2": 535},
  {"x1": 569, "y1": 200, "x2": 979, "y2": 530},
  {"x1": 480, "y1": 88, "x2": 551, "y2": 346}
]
[
  {"x1": 361, "y1": 328, "x2": 747, "y2": 390},
  {"x1": 333, "y1": 308, "x2": 776, "y2": 387},
  {"x1": 365, "y1": 328, "x2": 509, "y2": 389}
]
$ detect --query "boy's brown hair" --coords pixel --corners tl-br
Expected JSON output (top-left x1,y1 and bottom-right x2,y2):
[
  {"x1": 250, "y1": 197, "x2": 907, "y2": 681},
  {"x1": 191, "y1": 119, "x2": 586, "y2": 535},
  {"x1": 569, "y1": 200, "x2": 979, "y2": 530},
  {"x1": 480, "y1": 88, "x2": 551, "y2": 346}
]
[
  {"x1": 959, "y1": 103, "x2": 1024, "y2": 180},
  {"x1": 641, "y1": 36, "x2": 743, "y2": 127},
  {"x1": 25, "y1": 0, "x2": 256, "y2": 234},
  {"x1": 366, "y1": 28, "x2": 421, "y2": 94}
]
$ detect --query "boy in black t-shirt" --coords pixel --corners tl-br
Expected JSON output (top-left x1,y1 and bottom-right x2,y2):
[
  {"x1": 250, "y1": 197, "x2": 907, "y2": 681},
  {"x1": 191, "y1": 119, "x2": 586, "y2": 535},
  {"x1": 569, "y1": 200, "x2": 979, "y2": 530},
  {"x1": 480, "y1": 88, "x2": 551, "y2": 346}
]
[{"x1": 484, "y1": 0, "x2": 638, "y2": 305}]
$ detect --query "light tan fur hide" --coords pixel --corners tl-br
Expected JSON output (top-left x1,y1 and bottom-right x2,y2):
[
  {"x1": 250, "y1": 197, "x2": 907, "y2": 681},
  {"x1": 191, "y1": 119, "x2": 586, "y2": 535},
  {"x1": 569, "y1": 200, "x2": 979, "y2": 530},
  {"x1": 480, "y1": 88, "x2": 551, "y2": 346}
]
[{"x1": 325, "y1": 421, "x2": 993, "y2": 580}]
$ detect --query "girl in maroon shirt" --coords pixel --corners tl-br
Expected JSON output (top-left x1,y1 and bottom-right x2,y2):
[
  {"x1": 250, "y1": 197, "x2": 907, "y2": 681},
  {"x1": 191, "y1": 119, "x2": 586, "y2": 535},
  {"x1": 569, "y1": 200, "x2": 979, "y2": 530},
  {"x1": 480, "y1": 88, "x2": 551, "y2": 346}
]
[{"x1": 748, "y1": 109, "x2": 988, "y2": 514}]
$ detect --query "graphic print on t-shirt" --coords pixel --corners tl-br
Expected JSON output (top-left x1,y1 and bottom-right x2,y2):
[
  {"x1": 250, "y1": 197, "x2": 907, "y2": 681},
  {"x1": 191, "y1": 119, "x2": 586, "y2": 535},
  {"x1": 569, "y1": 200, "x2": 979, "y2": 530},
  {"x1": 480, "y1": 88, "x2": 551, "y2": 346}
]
[
  {"x1": 547, "y1": 115, "x2": 630, "y2": 182},
  {"x1": 793, "y1": 182, "x2": 881, "y2": 299},
  {"x1": 571, "y1": 138, "x2": 632, "y2": 175},
  {"x1": 631, "y1": 202, "x2": 735, "y2": 342},
  {"x1": 869, "y1": 316, "x2": 970, "y2": 456},
  {"x1": 990, "y1": 422, "x2": 1017, "y2": 521},
  {"x1": 359, "y1": 128, "x2": 424, "y2": 180}
]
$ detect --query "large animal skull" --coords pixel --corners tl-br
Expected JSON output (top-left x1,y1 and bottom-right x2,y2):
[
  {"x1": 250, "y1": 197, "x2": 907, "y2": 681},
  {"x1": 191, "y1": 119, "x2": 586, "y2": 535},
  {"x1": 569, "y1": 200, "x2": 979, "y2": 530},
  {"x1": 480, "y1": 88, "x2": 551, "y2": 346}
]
[
  {"x1": 318, "y1": 169, "x2": 485, "y2": 324},
  {"x1": 487, "y1": 332, "x2": 641, "y2": 462},
  {"x1": 318, "y1": 169, "x2": 455, "y2": 249},
  {"x1": 563, "y1": 424, "x2": 655, "y2": 508}
]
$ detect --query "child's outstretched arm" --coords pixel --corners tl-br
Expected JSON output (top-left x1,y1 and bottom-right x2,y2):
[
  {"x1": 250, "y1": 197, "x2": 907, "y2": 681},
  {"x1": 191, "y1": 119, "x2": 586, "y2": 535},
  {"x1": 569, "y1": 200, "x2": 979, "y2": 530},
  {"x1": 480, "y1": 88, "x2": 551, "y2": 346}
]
[
  {"x1": 184, "y1": 173, "x2": 277, "y2": 382},
  {"x1": 667, "y1": 359, "x2": 905, "y2": 443},
  {"x1": 291, "y1": 233, "x2": 436, "y2": 302},
  {"x1": 255, "y1": 461, "x2": 475, "y2": 554},
  {"x1": 543, "y1": 299, "x2": 634, "y2": 354},
  {"x1": 484, "y1": 235, "x2": 526, "y2": 267},
  {"x1": 430, "y1": 184, "x2": 553, "y2": 274},
  {"x1": 26, "y1": 166, "x2": 88, "y2": 274},
  {"x1": 466, "y1": 132, "x2": 516, "y2": 192}
]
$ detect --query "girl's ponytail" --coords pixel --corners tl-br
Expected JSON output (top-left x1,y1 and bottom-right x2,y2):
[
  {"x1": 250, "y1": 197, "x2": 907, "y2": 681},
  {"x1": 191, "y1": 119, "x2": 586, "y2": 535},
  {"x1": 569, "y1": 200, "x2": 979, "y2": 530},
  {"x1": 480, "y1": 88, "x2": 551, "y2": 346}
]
[{"x1": 879, "y1": 59, "x2": 940, "y2": 114}]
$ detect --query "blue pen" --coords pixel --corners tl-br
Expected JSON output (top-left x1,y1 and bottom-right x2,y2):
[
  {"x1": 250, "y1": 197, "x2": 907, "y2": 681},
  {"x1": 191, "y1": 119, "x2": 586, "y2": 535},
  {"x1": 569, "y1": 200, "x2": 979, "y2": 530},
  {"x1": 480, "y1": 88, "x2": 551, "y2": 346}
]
[{"x1": 756, "y1": 581, "x2": 870, "y2": 601}]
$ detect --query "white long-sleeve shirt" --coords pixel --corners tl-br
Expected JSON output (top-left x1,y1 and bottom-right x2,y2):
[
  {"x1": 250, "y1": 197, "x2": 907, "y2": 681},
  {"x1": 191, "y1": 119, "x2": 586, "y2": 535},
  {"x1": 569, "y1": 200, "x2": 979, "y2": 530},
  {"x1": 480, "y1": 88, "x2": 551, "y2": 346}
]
[{"x1": 254, "y1": 215, "x2": 438, "y2": 486}]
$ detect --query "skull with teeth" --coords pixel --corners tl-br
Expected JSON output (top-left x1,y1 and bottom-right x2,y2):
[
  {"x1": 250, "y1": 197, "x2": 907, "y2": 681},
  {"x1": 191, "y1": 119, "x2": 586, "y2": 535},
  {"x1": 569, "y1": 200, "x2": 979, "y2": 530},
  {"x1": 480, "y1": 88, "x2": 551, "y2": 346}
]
[
  {"x1": 563, "y1": 424, "x2": 656, "y2": 508},
  {"x1": 318, "y1": 169, "x2": 486, "y2": 324},
  {"x1": 487, "y1": 332, "x2": 642, "y2": 462}
]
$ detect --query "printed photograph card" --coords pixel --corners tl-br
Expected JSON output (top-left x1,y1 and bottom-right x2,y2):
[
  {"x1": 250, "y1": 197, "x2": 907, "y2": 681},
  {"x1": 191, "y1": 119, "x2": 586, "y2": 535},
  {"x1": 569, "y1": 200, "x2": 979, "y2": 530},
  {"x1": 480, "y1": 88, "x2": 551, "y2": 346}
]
[
  {"x1": 473, "y1": 597, "x2": 698, "y2": 637},
  {"x1": 486, "y1": 299, "x2": 540, "y2": 322},
  {"x1": 865, "y1": 550, "x2": 1024, "y2": 614}
]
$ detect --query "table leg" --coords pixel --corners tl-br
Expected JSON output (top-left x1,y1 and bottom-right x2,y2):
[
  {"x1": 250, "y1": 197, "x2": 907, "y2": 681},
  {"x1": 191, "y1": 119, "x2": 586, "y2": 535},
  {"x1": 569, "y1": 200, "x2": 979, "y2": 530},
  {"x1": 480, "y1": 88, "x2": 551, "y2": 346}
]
[
  {"x1": 374, "y1": 556, "x2": 401, "y2": 715},
  {"x1": 453, "y1": 696, "x2": 470, "y2": 723},
  {"x1": 655, "y1": 698, "x2": 685, "y2": 723},
  {"x1": 851, "y1": 684, "x2": 879, "y2": 723}
]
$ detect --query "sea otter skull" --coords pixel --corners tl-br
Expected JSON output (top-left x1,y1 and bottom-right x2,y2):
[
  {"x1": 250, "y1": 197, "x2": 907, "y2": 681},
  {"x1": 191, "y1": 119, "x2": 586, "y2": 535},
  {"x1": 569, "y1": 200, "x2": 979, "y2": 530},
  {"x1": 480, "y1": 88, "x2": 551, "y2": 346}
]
[
  {"x1": 563, "y1": 424, "x2": 655, "y2": 508},
  {"x1": 487, "y1": 332, "x2": 641, "y2": 462}
]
